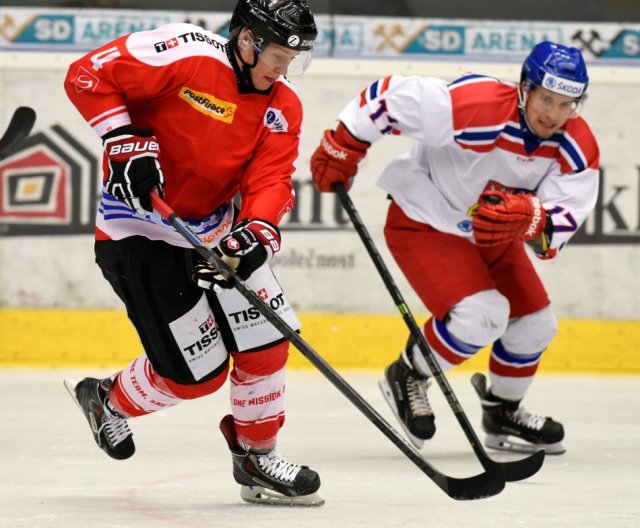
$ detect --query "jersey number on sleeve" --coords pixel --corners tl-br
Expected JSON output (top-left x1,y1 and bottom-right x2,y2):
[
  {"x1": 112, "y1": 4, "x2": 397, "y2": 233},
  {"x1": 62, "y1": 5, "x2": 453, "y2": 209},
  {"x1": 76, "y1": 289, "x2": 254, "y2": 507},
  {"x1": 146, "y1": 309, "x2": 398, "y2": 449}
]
[{"x1": 91, "y1": 47, "x2": 122, "y2": 71}]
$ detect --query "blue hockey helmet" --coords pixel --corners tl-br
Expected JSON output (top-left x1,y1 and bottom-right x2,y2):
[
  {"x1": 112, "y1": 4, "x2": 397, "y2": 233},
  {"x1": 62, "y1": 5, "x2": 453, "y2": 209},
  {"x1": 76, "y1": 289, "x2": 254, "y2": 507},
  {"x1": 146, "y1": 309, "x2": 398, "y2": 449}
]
[{"x1": 521, "y1": 41, "x2": 588, "y2": 99}]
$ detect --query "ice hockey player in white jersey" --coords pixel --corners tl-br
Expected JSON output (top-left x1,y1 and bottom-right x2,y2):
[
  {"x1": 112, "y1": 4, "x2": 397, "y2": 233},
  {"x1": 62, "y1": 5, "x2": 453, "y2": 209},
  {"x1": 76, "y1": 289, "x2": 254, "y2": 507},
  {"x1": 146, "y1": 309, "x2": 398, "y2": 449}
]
[{"x1": 310, "y1": 41, "x2": 599, "y2": 455}]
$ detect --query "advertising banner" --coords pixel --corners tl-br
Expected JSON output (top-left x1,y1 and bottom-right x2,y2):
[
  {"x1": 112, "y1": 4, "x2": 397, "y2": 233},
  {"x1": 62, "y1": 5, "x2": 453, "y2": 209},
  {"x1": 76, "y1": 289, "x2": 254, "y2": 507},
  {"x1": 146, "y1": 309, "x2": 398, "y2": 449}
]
[{"x1": 0, "y1": 7, "x2": 639, "y2": 64}]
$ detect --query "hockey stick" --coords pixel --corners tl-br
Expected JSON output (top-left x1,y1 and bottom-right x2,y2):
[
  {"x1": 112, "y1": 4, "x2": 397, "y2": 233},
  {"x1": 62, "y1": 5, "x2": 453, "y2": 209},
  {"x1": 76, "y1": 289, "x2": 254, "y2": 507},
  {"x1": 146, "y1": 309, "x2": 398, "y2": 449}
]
[
  {"x1": 150, "y1": 193, "x2": 505, "y2": 500},
  {"x1": 333, "y1": 183, "x2": 545, "y2": 482},
  {"x1": 0, "y1": 107, "x2": 37, "y2": 161}
]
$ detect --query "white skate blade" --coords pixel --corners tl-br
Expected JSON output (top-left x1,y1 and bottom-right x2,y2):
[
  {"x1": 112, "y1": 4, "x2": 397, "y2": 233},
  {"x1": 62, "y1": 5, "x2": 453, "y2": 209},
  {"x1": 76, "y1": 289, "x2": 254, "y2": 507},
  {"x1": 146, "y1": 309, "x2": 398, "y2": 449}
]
[
  {"x1": 63, "y1": 379, "x2": 81, "y2": 410},
  {"x1": 239, "y1": 485, "x2": 325, "y2": 507},
  {"x1": 485, "y1": 434, "x2": 566, "y2": 455},
  {"x1": 378, "y1": 378, "x2": 425, "y2": 450}
]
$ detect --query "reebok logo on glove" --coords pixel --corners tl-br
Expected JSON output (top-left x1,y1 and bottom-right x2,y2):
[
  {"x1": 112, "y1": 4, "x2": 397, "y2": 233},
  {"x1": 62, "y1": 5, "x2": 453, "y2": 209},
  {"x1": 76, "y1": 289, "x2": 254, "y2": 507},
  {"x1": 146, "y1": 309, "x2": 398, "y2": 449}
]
[
  {"x1": 525, "y1": 196, "x2": 543, "y2": 239},
  {"x1": 320, "y1": 136, "x2": 349, "y2": 160}
]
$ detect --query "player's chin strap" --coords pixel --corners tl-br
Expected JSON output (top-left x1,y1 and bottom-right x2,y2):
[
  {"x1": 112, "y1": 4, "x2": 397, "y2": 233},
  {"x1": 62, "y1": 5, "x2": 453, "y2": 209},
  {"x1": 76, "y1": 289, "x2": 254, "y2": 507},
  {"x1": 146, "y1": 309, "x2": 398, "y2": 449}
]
[
  {"x1": 150, "y1": 192, "x2": 504, "y2": 501},
  {"x1": 332, "y1": 183, "x2": 546, "y2": 484},
  {"x1": 226, "y1": 38, "x2": 266, "y2": 95}
]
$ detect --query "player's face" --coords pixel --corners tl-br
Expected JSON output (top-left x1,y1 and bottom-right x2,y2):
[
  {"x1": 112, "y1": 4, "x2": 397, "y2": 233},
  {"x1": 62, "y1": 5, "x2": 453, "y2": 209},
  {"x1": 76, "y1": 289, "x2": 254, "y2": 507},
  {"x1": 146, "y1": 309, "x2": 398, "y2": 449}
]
[
  {"x1": 524, "y1": 87, "x2": 578, "y2": 138},
  {"x1": 249, "y1": 43, "x2": 300, "y2": 90}
]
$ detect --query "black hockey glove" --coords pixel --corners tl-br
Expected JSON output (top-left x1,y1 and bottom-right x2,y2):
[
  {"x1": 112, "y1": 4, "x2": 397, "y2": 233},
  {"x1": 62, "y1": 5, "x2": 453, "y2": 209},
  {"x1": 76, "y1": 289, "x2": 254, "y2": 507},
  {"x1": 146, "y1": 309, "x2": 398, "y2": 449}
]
[
  {"x1": 103, "y1": 127, "x2": 164, "y2": 214},
  {"x1": 193, "y1": 219, "x2": 281, "y2": 290}
]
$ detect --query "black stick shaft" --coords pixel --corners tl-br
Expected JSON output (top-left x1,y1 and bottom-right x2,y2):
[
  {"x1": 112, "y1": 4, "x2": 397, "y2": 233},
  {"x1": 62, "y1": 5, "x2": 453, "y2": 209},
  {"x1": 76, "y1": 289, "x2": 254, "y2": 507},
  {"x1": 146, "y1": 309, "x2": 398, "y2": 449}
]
[
  {"x1": 150, "y1": 193, "x2": 505, "y2": 500},
  {"x1": 333, "y1": 184, "x2": 542, "y2": 475}
]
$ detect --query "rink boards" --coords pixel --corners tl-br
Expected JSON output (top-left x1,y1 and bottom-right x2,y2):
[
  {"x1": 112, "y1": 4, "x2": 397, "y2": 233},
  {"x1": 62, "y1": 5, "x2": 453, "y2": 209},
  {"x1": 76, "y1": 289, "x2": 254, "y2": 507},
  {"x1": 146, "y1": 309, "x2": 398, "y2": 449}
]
[
  {"x1": 0, "y1": 54, "x2": 639, "y2": 375},
  {"x1": 1, "y1": 309, "x2": 639, "y2": 373}
]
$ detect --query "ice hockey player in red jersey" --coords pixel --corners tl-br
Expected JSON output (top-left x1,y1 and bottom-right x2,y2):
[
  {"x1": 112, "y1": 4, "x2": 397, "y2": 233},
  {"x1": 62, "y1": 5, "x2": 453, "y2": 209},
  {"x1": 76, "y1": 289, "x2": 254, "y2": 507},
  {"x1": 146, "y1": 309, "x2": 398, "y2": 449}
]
[
  {"x1": 311, "y1": 41, "x2": 599, "y2": 456},
  {"x1": 63, "y1": 0, "x2": 323, "y2": 506}
]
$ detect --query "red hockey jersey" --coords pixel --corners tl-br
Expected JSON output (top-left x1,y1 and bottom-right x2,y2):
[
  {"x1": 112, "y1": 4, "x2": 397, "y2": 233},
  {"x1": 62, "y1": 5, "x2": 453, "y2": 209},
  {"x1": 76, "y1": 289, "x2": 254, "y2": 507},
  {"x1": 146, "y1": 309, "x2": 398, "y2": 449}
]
[{"x1": 64, "y1": 23, "x2": 303, "y2": 246}]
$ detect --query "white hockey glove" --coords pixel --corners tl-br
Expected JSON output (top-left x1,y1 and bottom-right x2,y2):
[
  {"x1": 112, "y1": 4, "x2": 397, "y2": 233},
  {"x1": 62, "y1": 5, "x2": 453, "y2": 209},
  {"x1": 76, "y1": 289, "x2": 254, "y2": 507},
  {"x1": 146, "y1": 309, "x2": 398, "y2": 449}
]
[
  {"x1": 193, "y1": 219, "x2": 280, "y2": 290},
  {"x1": 103, "y1": 127, "x2": 164, "y2": 214}
]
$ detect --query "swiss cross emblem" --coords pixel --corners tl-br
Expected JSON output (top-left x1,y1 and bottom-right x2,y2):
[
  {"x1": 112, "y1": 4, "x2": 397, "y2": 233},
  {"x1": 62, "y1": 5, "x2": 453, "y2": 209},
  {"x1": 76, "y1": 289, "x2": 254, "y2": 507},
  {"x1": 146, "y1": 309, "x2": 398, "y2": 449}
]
[
  {"x1": 167, "y1": 38, "x2": 179, "y2": 48},
  {"x1": 226, "y1": 238, "x2": 240, "y2": 251},
  {"x1": 258, "y1": 288, "x2": 268, "y2": 300}
]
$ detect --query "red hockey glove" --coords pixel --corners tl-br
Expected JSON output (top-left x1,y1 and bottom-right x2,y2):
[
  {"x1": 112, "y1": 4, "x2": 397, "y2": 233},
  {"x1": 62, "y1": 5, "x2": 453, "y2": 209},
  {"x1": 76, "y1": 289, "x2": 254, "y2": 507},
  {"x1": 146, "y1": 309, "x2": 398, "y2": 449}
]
[
  {"x1": 310, "y1": 122, "x2": 369, "y2": 192},
  {"x1": 193, "y1": 219, "x2": 281, "y2": 290},
  {"x1": 103, "y1": 127, "x2": 164, "y2": 214},
  {"x1": 471, "y1": 190, "x2": 547, "y2": 247}
]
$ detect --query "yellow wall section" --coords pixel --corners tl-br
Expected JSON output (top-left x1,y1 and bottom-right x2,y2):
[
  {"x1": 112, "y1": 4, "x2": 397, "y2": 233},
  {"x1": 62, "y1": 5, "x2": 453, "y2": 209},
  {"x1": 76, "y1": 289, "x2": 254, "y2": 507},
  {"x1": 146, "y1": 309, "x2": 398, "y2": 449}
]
[{"x1": 1, "y1": 309, "x2": 639, "y2": 373}]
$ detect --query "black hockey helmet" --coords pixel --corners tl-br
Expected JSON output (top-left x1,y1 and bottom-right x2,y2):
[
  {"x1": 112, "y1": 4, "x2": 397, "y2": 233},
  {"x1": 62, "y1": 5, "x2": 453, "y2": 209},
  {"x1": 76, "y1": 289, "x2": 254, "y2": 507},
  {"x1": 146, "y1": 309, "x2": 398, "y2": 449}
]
[{"x1": 229, "y1": 0, "x2": 318, "y2": 53}]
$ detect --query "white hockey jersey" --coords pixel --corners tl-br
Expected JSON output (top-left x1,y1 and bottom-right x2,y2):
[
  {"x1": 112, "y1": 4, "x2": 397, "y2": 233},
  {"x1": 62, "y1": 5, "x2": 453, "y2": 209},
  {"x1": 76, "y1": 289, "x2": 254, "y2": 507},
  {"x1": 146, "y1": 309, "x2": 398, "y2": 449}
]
[{"x1": 338, "y1": 74, "x2": 600, "y2": 257}]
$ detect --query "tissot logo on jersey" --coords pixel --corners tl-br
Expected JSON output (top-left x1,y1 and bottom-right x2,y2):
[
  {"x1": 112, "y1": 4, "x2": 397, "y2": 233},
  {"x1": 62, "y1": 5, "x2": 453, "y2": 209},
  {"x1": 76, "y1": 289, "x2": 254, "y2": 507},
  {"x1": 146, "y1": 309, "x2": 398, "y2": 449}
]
[
  {"x1": 228, "y1": 293, "x2": 286, "y2": 324},
  {"x1": 154, "y1": 31, "x2": 225, "y2": 53},
  {"x1": 179, "y1": 88, "x2": 236, "y2": 123},
  {"x1": 184, "y1": 315, "x2": 220, "y2": 356}
]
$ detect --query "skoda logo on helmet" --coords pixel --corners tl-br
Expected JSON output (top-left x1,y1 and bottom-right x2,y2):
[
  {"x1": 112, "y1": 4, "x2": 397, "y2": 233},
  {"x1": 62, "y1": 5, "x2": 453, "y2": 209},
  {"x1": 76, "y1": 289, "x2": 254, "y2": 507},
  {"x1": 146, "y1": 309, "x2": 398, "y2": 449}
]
[
  {"x1": 287, "y1": 35, "x2": 300, "y2": 47},
  {"x1": 541, "y1": 72, "x2": 585, "y2": 98}
]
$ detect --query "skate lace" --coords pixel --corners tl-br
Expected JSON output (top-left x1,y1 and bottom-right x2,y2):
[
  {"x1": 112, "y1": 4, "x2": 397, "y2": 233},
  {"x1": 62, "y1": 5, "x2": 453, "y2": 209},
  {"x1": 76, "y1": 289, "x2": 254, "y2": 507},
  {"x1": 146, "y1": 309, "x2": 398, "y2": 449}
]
[
  {"x1": 406, "y1": 375, "x2": 433, "y2": 416},
  {"x1": 101, "y1": 405, "x2": 132, "y2": 447},
  {"x1": 509, "y1": 408, "x2": 546, "y2": 431},
  {"x1": 257, "y1": 451, "x2": 302, "y2": 483}
]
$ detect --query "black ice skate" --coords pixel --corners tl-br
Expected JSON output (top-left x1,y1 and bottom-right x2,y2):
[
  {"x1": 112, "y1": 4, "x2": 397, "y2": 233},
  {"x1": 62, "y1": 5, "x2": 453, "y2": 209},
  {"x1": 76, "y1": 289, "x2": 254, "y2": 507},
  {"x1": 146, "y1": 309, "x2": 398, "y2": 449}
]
[
  {"x1": 471, "y1": 373, "x2": 565, "y2": 455},
  {"x1": 378, "y1": 356, "x2": 436, "y2": 449},
  {"x1": 63, "y1": 377, "x2": 135, "y2": 460},
  {"x1": 219, "y1": 414, "x2": 324, "y2": 506}
]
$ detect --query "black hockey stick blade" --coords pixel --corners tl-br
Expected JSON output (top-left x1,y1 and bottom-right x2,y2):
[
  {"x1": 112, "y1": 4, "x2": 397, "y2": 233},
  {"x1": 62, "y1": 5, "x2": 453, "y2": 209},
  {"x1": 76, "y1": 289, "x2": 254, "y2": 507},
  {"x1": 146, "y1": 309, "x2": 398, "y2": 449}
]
[
  {"x1": 0, "y1": 106, "x2": 36, "y2": 161},
  {"x1": 333, "y1": 183, "x2": 545, "y2": 483},
  {"x1": 150, "y1": 193, "x2": 505, "y2": 500}
]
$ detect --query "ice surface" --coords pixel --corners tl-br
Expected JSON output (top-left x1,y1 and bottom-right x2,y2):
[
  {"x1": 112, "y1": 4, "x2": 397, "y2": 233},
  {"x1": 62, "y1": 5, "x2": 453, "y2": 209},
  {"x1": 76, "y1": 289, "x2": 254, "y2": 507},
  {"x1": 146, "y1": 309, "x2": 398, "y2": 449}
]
[{"x1": 0, "y1": 368, "x2": 638, "y2": 528}]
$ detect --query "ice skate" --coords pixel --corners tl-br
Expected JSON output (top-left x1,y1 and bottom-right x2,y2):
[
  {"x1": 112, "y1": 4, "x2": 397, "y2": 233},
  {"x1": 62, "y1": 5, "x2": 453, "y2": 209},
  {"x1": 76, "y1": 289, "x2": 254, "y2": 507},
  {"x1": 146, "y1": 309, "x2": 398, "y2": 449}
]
[
  {"x1": 471, "y1": 373, "x2": 565, "y2": 455},
  {"x1": 219, "y1": 414, "x2": 324, "y2": 506},
  {"x1": 378, "y1": 356, "x2": 436, "y2": 449},
  {"x1": 64, "y1": 377, "x2": 135, "y2": 460}
]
